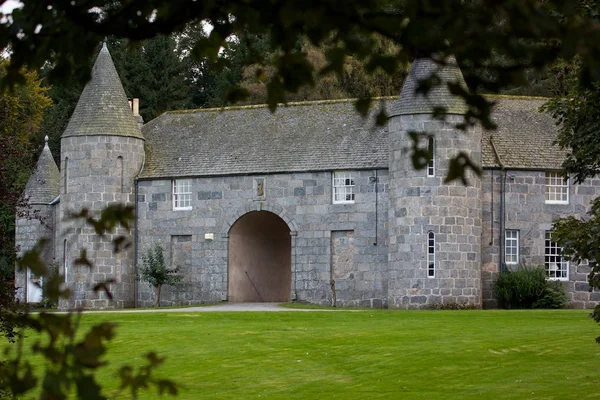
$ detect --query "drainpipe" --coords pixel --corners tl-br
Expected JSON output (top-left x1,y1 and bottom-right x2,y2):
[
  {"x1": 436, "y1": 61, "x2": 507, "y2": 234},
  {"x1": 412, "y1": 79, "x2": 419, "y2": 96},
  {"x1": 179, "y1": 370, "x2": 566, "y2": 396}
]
[
  {"x1": 133, "y1": 178, "x2": 139, "y2": 308},
  {"x1": 371, "y1": 170, "x2": 379, "y2": 246},
  {"x1": 133, "y1": 149, "x2": 146, "y2": 308},
  {"x1": 490, "y1": 136, "x2": 506, "y2": 273}
]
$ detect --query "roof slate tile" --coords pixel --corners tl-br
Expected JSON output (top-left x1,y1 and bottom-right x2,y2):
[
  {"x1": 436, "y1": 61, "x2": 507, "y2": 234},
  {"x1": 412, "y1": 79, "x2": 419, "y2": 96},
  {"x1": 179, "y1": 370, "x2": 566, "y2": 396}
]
[{"x1": 140, "y1": 96, "x2": 565, "y2": 179}]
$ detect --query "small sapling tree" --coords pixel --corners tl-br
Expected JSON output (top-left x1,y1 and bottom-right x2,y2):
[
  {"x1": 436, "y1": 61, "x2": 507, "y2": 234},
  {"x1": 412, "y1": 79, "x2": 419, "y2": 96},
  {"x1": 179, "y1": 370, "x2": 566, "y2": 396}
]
[{"x1": 139, "y1": 244, "x2": 182, "y2": 307}]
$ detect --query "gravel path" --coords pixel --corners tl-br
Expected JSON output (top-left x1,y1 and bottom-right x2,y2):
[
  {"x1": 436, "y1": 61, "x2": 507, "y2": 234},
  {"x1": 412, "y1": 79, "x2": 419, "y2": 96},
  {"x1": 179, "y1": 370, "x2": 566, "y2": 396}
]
[{"x1": 68, "y1": 302, "x2": 361, "y2": 314}]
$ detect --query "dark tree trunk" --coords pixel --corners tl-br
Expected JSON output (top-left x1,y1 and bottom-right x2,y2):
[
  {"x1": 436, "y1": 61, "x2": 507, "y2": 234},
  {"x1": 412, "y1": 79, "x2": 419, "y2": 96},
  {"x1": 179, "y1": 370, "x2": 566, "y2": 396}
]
[{"x1": 155, "y1": 285, "x2": 161, "y2": 307}]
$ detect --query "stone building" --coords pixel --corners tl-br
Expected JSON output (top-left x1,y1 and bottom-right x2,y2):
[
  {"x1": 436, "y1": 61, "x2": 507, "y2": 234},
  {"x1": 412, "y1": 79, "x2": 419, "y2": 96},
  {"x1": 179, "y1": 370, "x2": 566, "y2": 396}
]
[{"x1": 15, "y1": 44, "x2": 600, "y2": 309}]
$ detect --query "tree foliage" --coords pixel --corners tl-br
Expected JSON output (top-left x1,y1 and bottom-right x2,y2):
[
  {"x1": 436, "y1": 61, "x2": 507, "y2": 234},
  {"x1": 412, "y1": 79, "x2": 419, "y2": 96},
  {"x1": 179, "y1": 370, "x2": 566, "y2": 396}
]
[
  {"x1": 3, "y1": 0, "x2": 600, "y2": 134},
  {"x1": 5, "y1": 1, "x2": 598, "y2": 183},
  {"x1": 139, "y1": 244, "x2": 182, "y2": 308},
  {"x1": 109, "y1": 36, "x2": 190, "y2": 121},
  {"x1": 1, "y1": 205, "x2": 179, "y2": 399},
  {"x1": 552, "y1": 199, "x2": 600, "y2": 341},
  {"x1": 0, "y1": 59, "x2": 51, "y2": 277}
]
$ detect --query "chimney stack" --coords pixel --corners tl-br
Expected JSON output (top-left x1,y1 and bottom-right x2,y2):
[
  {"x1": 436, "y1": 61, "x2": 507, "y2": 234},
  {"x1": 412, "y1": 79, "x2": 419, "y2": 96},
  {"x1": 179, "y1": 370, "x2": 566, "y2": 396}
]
[
  {"x1": 132, "y1": 98, "x2": 140, "y2": 116},
  {"x1": 129, "y1": 98, "x2": 144, "y2": 129}
]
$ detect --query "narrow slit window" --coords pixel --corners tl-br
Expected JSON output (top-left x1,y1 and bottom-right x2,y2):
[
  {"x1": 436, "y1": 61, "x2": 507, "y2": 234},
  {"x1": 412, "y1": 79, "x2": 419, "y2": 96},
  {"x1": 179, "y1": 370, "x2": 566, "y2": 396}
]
[
  {"x1": 427, "y1": 231, "x2": 435, "y2": 278},
  {"x1": 63, "y1": 239, "x2": 68, "y2": 282},
  {"x1": 427, "y1": 136, "x2": 435, "y2": 177},
  {"x1": 117, "y1": 156, "x2": 124, "y2": 193},
  {"x1": 63, "y1": 157, "x2": 69, "y2": 194}
]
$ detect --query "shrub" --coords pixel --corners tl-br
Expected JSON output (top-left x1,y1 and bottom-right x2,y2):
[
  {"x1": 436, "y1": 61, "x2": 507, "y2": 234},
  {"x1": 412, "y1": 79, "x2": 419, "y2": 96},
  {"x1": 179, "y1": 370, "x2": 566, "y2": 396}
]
[
  {"x1": 427, "y1": 302, "x2": 478, "y2": 310},
  {"x1": 493, "y1": 265, "x2": 567, "y2": 309},
  {"x1": 40, "y1": 263, "x2": 60, "y2": 309},
  {"x1": 535, "y1": 280, "x2": 568, "y2": 309},
  {"x1": 139, "y1": 243, "x2": 182, "y2": 307}
]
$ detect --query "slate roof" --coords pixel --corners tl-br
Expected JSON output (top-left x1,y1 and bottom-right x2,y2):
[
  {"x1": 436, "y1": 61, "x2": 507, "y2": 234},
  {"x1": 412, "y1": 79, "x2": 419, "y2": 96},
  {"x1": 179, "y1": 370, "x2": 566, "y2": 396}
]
[
  {"x1": 139, "y1": 96, "x2": 564, "y2": 179},
  {"x1": 482, "y1": 96, "x2": 565, "y2": 169},
  {"x1": 62, "y1": 43, "x2": 143, "y2": 139},
  {"x1": 24, "y1": 137, "x2": 60, "y2": 204},
  {"x1": 390, "y1": 57, "x2": 469, "y2": 117},
  {"x1": 140, "y1": 100, "x2": 389, "y2": 179}
]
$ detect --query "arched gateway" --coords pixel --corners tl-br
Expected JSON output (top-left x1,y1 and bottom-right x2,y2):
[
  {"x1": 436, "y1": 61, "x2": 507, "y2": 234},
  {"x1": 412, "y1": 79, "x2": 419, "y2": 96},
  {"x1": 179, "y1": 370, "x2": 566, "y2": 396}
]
[{"x1": 227, "y1": 211, "x2": 291, "y2": 302}]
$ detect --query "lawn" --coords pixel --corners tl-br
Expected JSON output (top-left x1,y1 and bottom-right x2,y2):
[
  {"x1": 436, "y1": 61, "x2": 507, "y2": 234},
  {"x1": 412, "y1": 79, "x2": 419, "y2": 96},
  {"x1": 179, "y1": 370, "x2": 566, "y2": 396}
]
[{"x1": 5, "y1": 309, "x2": 600, "y2": 399}]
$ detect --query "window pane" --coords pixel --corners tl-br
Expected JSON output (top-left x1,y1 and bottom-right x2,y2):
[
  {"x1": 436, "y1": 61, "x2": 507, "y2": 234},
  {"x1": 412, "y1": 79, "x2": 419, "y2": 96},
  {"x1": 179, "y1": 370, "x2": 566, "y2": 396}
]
[
  {"x1": 545, "y1": 171, "x2": 568, "y2": 203},
  {"x1": 173, "y1": 179, "x2": 192, "y2": 209},
  {"x1": 505, "y1": 230, "x2": 519, "y2": 265},
  {"x1": 333, "y1": 172, "x2": 355, "y2": 204},
  {"x1": 545, "y1": 231, "x2": 568, "y2": 279},
  {"x1": 427, "y1": 232, "x2": 435, "y2": 278}
]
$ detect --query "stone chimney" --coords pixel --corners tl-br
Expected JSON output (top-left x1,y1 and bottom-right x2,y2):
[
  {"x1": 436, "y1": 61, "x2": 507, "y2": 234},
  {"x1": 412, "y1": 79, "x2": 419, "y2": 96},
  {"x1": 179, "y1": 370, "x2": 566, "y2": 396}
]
[{"x1": 129, "y1": 98, "x2": 144, "y2": 129}]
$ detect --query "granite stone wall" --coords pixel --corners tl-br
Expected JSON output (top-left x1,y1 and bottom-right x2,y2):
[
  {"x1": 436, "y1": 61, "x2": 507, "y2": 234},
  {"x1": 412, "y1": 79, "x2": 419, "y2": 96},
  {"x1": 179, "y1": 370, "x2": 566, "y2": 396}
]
[
  {"x1": 481, "y1": 169, "x2": 600, "y2": 308},
  {"x1": 14, "y1": 204, "x2": 56, "y2": 302},
  {"x1": 136, "y1": 169, "x2": 389, "y2": 307},
  {"x1": 387, "y1": 114, "x2": 483, "y2": 309},
  {"x1": 58, "y1": 135, "x2": 144, "y2": 309}
]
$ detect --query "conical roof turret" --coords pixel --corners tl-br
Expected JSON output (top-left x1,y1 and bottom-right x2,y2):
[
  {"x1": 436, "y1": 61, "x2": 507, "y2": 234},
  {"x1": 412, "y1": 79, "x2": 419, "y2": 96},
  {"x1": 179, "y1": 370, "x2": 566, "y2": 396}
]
[
  {"x1": 390, "y1": 57, "x2": 468, "y2": 117},
  {"x1": 23, "y1": 136, "x2": 60, "y2": 204},
  {"x1": 62, "y1": 43, "x2": 143, "y2": 139}
]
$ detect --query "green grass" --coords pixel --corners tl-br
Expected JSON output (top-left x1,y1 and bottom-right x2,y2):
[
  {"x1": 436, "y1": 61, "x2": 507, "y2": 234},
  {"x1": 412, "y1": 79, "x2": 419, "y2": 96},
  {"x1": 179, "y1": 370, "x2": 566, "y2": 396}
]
[{"x1": 5, "y1": 310, "x2": 600, "y2": 399}]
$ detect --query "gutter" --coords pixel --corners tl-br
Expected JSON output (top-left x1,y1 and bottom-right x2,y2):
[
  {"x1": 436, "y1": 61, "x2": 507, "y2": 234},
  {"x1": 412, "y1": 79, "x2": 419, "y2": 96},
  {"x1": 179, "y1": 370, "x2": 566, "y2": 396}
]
[
  {"x1": 133, "y1": 150, "x2": 146, "y2": 308},
  {"x1": 490, "y1": 136, "x2": 507, "y2": 273}
]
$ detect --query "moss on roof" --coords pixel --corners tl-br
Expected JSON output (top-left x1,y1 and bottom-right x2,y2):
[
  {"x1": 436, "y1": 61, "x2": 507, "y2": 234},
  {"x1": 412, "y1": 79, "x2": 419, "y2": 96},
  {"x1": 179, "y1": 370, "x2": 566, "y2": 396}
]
[
  {"x1": 62, "y1": 43, "x2": 143, "y2": 140},
  {"x1": 140, "y1": 96, "x2": 564, "y2": 178}
]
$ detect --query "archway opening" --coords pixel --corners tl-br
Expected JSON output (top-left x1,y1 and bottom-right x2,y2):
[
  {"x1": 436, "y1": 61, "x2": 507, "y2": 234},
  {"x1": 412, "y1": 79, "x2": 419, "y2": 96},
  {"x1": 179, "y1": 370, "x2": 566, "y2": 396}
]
[{"x1": 228, "y1": 211, "x2": 291, "y2": 302}]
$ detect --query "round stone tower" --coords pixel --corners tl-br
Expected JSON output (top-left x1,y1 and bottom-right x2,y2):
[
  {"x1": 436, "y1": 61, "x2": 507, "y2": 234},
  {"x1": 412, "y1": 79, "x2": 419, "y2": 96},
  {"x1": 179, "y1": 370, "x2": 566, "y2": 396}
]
[
  {"x1": 387, "y1": 57, "x2": 482, "y2": 309},
  {"x1": 15, "y1": 136, "x2": 60, "y2": 303},
  {"x1": 59, "y1": 43, "x2": 144, "y2": 309}
]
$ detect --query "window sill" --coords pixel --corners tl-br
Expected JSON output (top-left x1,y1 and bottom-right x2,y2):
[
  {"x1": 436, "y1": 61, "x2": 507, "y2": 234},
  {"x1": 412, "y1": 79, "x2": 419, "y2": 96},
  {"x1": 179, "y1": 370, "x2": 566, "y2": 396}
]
[
  {"x1": 173, "y1": 207, "x2": 192, "y2": 211},
  {"x1": 545, "y1": 200, "x2": 569, "y2": 205}
]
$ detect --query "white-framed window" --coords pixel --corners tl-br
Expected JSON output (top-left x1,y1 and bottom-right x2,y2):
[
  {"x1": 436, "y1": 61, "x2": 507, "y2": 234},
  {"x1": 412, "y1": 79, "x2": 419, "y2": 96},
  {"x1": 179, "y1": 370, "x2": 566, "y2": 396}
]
[
  {"x1": 505, "y1": 230, "x2": 519, "y2": 265},
  {"x1": 545, "y1": 171, "x2": 568, "y2": 204},
  {"x1": 173, "y1": 179, "x2": 192, "y2": 210},
  {"x1": 427, "y1": 136, "x2": 435, "y2": 177},
  {"x1": 427, "y1": 231, "x2": 435, "y2": 278},
  {"x1": 545, "y1": 231, "x2": 568, "y2": 280},
  {"x1": 333, "y1": 171, "x2": 355, "y2": 204}
]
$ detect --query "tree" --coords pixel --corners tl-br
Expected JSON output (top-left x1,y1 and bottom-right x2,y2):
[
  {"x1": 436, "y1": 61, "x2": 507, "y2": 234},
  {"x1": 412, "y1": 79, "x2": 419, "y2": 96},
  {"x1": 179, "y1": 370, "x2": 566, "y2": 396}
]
[
  {"x1": 109, "y1": 36, "x2": 191, "y2": 121},
  {"x1": 3, "y1": 0, "x2": 600, "y2": 183},
  {"x1": 139, "y1": 244, "x2": 182, "y2": 308},
  {"x1": 1, "y1": 205, "x2": 178, "y2": 399},
  {"x1": 0, "y1": 59, "x2": 51, "y2": 277}
]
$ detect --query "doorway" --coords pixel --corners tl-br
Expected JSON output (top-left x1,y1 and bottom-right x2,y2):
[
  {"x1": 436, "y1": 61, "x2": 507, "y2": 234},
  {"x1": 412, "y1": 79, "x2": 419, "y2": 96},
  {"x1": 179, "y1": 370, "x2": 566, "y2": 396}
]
[{"x1": 228, "y1": 211, "x2": 291, "y2": 302}]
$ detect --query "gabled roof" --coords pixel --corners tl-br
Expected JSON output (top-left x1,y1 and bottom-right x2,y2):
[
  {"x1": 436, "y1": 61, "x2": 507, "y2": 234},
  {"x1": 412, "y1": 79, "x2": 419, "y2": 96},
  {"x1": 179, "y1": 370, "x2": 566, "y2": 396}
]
[
  {"x1": 24, "y1": 137, "x2": 60, "y2": 204},
  {"x1": 140, "y1": 100, "x2": 389, "y2": 179},
  {"x1": 482, "y1": 96, "x2": 566, "y2": 169},
  {"x1": 139, "y1": 96, "x2": 564, "y2": 179},
  {"x1": 62, "y1": 43, "x2": 143, "y2": 139},
  {"x1": 390, "y1": 57, "x2": 469, "y2": 117}
]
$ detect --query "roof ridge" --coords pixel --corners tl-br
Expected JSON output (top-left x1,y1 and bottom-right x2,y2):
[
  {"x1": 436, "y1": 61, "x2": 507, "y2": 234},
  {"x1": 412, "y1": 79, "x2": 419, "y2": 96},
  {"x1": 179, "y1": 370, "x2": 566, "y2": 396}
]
[
  {"x1": 484, "y1": 94, "x2": 552, "y2": 101},
  {"x1": 163, "y1": 96, "x2": 398, "y2": 116}
]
